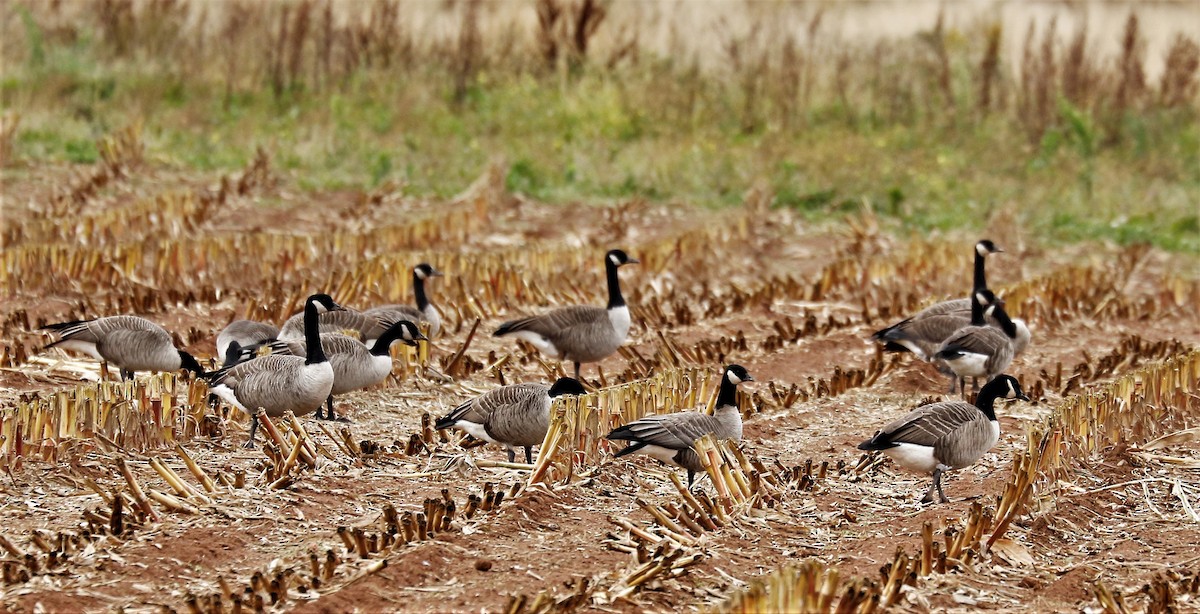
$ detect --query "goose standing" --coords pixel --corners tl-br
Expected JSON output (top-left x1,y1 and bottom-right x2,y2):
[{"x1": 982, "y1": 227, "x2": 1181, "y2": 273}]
[
  {"x1": 494, "y1": 249, "x2": 638, "y2": 380},
  {"x1": 857, "y1": 374, "x2": 1028, "y2": 504},
  {"x1": 435, "y1": 377, "x2": 587, "y2": 463},
  {"x1": 871, "y1": 289, "x2": 1001, "y2": 361},
  {"x1": 271, "y1": 320, "x2": 425, "y2": 421},
  {"x1": 606, "y1": 365, "x2": 752, "y2": 486},
  {"x1": 277, "y1": 305, "x2": 383, "y2": 343},
  {"x1": 935, "y1": 290, "x2": 1029, "y2": 396},
  {"x1": 42, "y1": 316, "x2": 204, "y2": 381},
  {"x1": 363, "y1": 263, "x2": 444, "y2": 340},
  {"x1": 872, "y1": 239, "x2": 1003, "y2": 353},
  {"x1": 204, "y1": 294, "x2": 343, "y2": 447},
  {"x1": 216, "y1": 320, "x2": 279, "y2": 366}
]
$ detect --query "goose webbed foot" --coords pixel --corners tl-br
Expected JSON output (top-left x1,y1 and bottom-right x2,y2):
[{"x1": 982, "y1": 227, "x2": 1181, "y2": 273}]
[
  {"x1": 924, "y1": 468, "x2": 950, "y2": 504},
  {"x1": 506, "y1": 448, "x2": 517, "y2": 463},
  {"x1": 318, "y1": 397, "x2": 351, "y2": 422},
  {"x1": 244, "y1": 416, "x2": 260, "y2": 449}
]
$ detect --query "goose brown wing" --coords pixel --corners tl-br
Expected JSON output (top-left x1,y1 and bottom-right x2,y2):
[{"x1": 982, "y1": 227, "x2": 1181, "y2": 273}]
[
  {"x1": 497, "y1": 306, "x2": 606, "y2": 338},
  {"x1": 96, "y1": 327, "x2": 173, "y2": 366},
  {"x1": 609, "y1": 412, "x2": 721, "y2": 450},
  {"x1": 939, "y1": 325, "x2": 1010, "y2": 355},
  {"x1": 874, "y1": 402, "x2": 981, "y2": 448},
  {"x1": 436, "y1": 383, "x2": 546, "y2": 429}
]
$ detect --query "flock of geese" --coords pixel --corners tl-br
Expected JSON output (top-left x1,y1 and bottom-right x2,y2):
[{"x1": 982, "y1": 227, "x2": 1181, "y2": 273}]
[{"x1": 39, "y1": 242, "x2": 1032, "y2": 503}]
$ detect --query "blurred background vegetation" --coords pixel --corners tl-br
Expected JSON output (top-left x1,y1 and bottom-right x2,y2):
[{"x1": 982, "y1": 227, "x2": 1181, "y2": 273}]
[{"x1": 1, "y1": 0, "x2": 1198, "y2": 252}]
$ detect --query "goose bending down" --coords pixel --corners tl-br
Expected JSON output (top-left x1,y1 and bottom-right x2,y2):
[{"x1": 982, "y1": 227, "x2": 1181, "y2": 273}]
[
  {"x1": 42, "y1": 316, "x2": 204, "y2": 381},
  {"x1": 872, "y1": 289, "x2": 1001, "y2": 361},
  {"x1": 204, "y1": 294, "x2": 343, "y2": 447},
  {"x1": 435, "y1": 377, "x2": 587, "y2": 463},
  {"x1": 277, "y1": 306, "x2": 387, "y2": 343},
  {"x1": 935, "y1": 290, "x2": 1030, "y2": 396},
  {"x1": 271, "y1": 320, "x2": 425, "y2": 421},
  {"x1": 606, "y1": 365, "x2": 752, "y2": 486},
  {"x1": 858, "y1": 374, "x2": 1028, "y2": 504},
  {"x1": 216, "y1": 320, "x2": 279, "y2": 366},
  {"x1": 363, "y1": 263, "x2": 444, "y2": 340},
  {"x1": 872, "y1": 239, "x2": 1003, "y2": 353},
  {"x1": 494, "y1": 249, "x2": 638, "y2": 380}
]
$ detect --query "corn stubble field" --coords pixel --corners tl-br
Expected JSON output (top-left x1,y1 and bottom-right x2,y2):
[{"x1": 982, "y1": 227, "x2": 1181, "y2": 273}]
[{"x1": 3, "y1": 1, "x2": 1200, "y2": 613}]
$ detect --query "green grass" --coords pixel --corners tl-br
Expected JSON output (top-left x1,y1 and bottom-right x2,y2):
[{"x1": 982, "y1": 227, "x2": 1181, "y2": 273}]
[{"x1": 2, "y1": 21, "x2": 1198, "y2": 254}]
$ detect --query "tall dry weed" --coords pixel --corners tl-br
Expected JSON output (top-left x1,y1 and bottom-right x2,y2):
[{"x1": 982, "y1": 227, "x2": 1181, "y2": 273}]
[
  {"x1": 1160, "y1": 34, "x2": 1200, "y2": 108},
  {"x1": 977, "y1": 22, "x2": 1002, "y2": 113}
]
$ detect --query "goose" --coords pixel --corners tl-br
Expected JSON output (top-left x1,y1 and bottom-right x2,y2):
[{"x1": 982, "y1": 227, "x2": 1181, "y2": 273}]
[
  {"x1": 434, "y1": 377, "x2": 587, "y2": 463},
  {"x1": 606, "y1": 364, "x2": 752, "y2": 486},
  {"x1": 872, "y1": 289, "x2": 1001, "y2": 361},
  {"x1": 857, "y1": 374, "x2": 1028, "y2": 504},
  {"x1": 934, "y1": 291, "x2": 1030, "y2": 396},
  {"x1": 276, "y1": 305, "x2": 385, "y2": 343},
  {"x1": 270, "y1": 320, "x2": 425, "y2": 421},
  {"x1": 363, "y1": 263, "x2": 444, "y2": 340},
  {"x1": 216, "y1": 320, "x2": 279, "y2": 366},
  {"x1": 204, "y1": 294, "x2": 343, "y2": 447},
  {"x1": 494, "y1": 249, "x2": 638, "y2": 380},
  {"x1": 42, "y1": 316, "x2": 204, "y2": 381},
  {"x1": 872, "y1": 239, "x2": 1003, "y2": 353}
]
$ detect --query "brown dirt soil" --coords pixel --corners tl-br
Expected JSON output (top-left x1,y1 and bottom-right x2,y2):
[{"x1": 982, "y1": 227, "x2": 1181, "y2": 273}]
[{"x1": 1, "y1": 157, "x2": 1199, "y2": 613}]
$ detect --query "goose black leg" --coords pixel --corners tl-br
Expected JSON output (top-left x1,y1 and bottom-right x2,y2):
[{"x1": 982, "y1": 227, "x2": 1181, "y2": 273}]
[
  {"x1": 121, "y1": 369, "x2": 134, "y2": 381},
  {"x1": 573, "y1": 362, "x2": 581, "y2": 381},
  {"x1": 933, "y1": 467, "x2": 950, "y2": 504},
  {"x1": 319, "y1": 396, "x2": 350, "y2": 422},
  {"x1": 244, "y1": 415, "x2": 260, "y2": 449},
  {"x1": 686, "y1": 469, "x2": 695, "y2": 487},
  {"x1": 506, "y1": 447, "x2": 516, "y2": 463},
  {"x1": 524, "y1": 446, "x2": 533, "y2": 464}
]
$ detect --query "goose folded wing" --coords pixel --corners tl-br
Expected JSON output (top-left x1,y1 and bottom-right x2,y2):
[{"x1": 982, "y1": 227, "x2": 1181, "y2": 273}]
[
  {"x1": 612, "y1": 413, "x2": 720, "y2": 449},
  {"x1": 874, "y1": 403, "x2": 981, "y2": 447},
  {"x1": 499, "y1": 306, "x2": 606, "y2": 337}
]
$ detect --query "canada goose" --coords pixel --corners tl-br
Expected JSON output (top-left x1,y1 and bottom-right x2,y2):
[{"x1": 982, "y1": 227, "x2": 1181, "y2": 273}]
[
  {"x1": 606, "y1": 365, "x2": 752, "y2": 486},
  {"x1": 872, "y1": 240, "x2": 1003, "y2": 353},
  {"x1": 494, "y1": 249, "x2": 638, "y2": 380},
  {"x1": 435, "y1": 377, "x2": 587, "y2": 463},
  {"x1": 42, "y1": 316, "x2": 204, "y2": 381},
  {"x1": 934, "y1": 290, "x2": 1029, "y2": 396},
  {"x1": 276, "y1": 306, "x2": 385, "y2": 343},
  {"x1": 271, "y1": 320, "x2": 425, "y2": 421},
  {"x1": 857, "y1": 374, "x2": 1028, "y2": 504},
  {"x1": 204, "y1": 294, "x2": 343, "y2": 447},
  {"x1": 871, "y1": 289, "x2": 1001, "y2": 360},
  {"x1": 216, "y1": 320, "x2": 279, "y2": 365},
  {"x1": 363, "y1": 263, "x2": 444, "y2": 340}
]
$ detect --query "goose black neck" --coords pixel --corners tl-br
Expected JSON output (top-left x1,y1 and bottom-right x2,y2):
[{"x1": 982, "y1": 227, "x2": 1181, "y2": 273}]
[
  {"x1": 973, "y1": 385, "x2": 1004, "y2": 420},
  {"x1": 973, "y1": 249, "x2": 987, "y2": 291},
  {"x1": 716, "y1": 376, "x2": 740, "y2": 409},
  {"x1": 370, "y1": 324, "x2": 407, "y2": 356},
  {"x1": 412, "y1": 270, "x2": 429, "y2": 310},
  {"x1": 605, "y1": 258, "x2": 625, "y2": 309},
  {"x1": 991, "y1": 305, "x2": 1018, "y2": 338},
  {"x1": 302, "y1": 300, "x2": 328, "y2": 365},
  {"x1": 970, "y1": 293, "x2": 985, "y2": 326}
]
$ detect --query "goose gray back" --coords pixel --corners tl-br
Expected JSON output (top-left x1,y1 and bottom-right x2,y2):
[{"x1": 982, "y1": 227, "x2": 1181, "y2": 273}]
[
  {"x1": 42, "y1": 316, "x2": 204, "y2": 381},
  {"x1": 435, "y1": 377, "x2": 586, "y2": 463},
  {"x1": 217, "y1": 319, "x2": 279, "y2": 365},
  {"x1": 204, "y1": 294, "x2": 343, "y2": 446},
  {"x1": 363, "y1": 263, "x2": 444, "y2": 340},
  {"x1": 493, "y1": 249, "x2": 638, "y2": 380},
  {"x1": 606, "y1": 365, "x2": 752, "y2": 486},
  {"x1": 858, "y1": 374, "x2": 1027, "y2": 504}
]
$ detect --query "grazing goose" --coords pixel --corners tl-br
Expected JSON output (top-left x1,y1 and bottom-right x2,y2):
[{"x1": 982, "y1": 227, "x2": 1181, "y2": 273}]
[
  {"x1": 42, "y1": 316, "x2": 204, "y2": 381},
  {"x1": 363, "y1": 263, "x2": 444, "y2": 340},
  {"x1": 435, "y1": 377, "x2": 587, "y2": 463},
  {"x1": 934, "y1": 290, "x2": 1029, "y2": 396},
  {"x1": 872, "y1": 239, "x2": 1003, "y2": 352},
  {"x1": 271, "y1": 320, "x2": 425, "y2": 421},
  {"x1": 204, "y1": 294, "x2": 343, "y2": 447},
  {"x1": 858, "y1": 374, "x2": 1028, "y2": 504},
  {"x1": 216, "y1": 320, "x2": 279, "y2": 365},
  {"x1": 606, "y1": 365, "x2": 752, "y2": 486},
  {"x1": 277, "y1": 306, "x2": 386, "y2": 343},
  {"x1": 494, "y1": 249, "x2": 638, "y2": 380},
  {"x1": 871, "y1": 290, "x2": 1001, "y2": 360}
]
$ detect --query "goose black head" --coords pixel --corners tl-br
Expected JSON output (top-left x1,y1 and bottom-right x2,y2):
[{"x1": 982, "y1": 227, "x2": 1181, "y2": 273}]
[
  {"x1": 178, "y1": 350, "x2": 205, "y2": 377},
  {"x1": 606, "y1": 249, "x2": 640, "y2": 267},
  {"x1": 395, "y1": 320, "x2": 427, "y2": 346},
  {"x1": 548, "y1": 377, "x2": 588, "y2": 398},
  {"x1": 976, "y1": 239, "x2": 1003, "y2": 257},
  {"x1": 414, "y1": 263, "x2": 443, "y2": 280},
  {"x1": 307, "y1": 293, "x2": 345, "y2": 312},
  {"x1": 724, "y1": 364, "x2": 754, "y2": 386},
  {"x1": 991, "y1": 374, "x2": 1029, "y2": 402}
]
